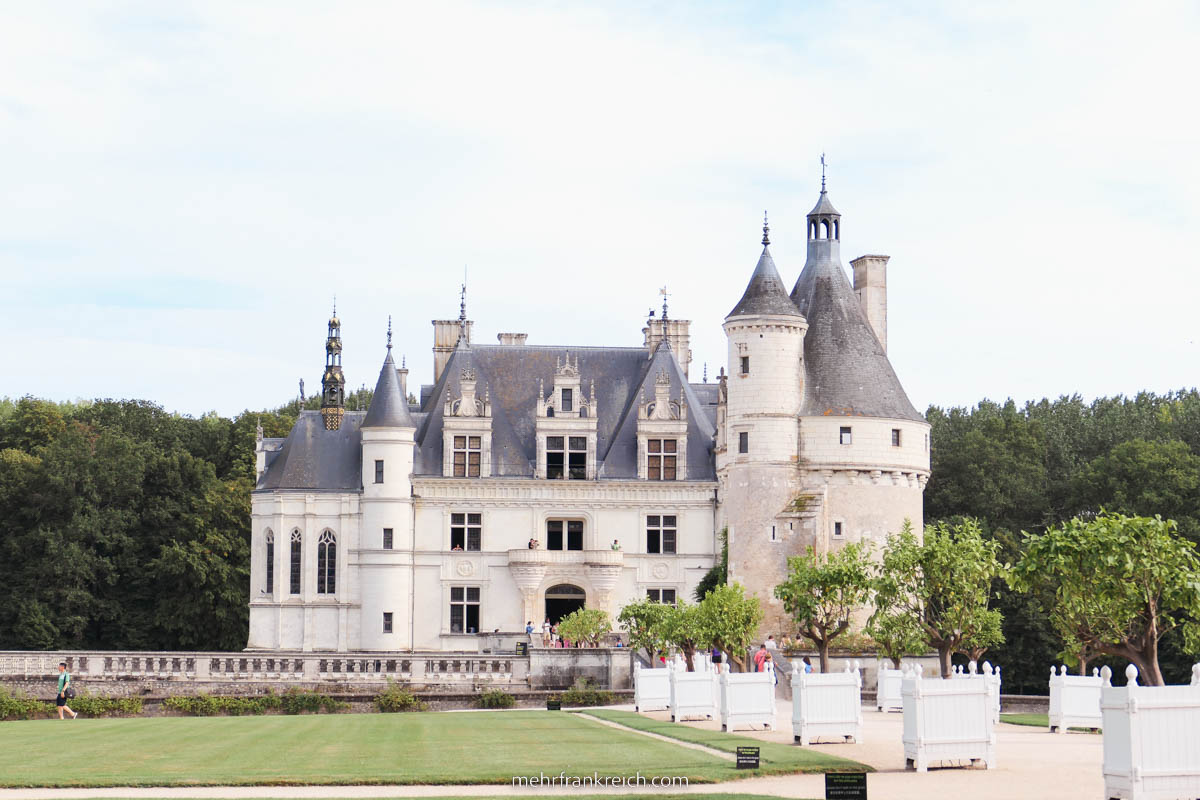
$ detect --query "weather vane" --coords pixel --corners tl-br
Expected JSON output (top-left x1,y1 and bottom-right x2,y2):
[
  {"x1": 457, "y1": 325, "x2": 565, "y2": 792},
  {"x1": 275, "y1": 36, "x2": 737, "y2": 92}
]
[
  {"x1": 659, "y1": 285, "x2": 670, "y2": 321},
  {"x1": 821, "y1": 152, "x2": 828, "y2": 191}
]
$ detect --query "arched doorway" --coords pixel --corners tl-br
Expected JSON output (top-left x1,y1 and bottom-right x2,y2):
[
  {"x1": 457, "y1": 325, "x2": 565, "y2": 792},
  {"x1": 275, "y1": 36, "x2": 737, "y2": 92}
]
[{"x1": 545, "y1": 583, "x2": 586, "y2": 624}]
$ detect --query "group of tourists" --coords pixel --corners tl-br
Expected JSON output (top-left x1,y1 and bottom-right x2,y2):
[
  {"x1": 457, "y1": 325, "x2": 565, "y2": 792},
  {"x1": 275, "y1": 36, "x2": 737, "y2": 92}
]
[{"x1": 524, "y1": 619, "x2": 584, "y2": 648}]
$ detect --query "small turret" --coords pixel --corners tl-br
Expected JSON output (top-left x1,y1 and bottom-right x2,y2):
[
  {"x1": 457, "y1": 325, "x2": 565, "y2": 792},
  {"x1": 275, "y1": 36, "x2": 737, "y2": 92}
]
[
  {"x1": 363, "y1": 318, "x2": 415, "y2": 430},
  {"x1": 321, "y1": 300, "x2": 346, "y2": 431}
]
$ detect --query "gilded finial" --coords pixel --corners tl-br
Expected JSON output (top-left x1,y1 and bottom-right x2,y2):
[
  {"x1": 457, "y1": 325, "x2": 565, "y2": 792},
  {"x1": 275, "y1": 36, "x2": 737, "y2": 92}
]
[
  {"x1": 762, "y1": 211, "x2": 770, "y2": 246},
  {"x1": 386, "y1": 315, "x2": 393, "y2": 352}
]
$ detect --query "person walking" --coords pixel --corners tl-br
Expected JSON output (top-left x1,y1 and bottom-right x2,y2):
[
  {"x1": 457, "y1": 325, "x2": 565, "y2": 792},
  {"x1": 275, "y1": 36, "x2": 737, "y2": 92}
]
[
  {"x1": 55, "y1": 662, "x2": 77, "y2": 720},
  {"x1": 710, "y1": 645, "x2": 724, "y2": 674},
  {"x1": 753, "y1": 643, "x2": 769, "y2": 672},
  {"x1": 541, "y1": 618, "x2": 552, "y2": 647},
  {"x1": 802, "y1": 656, "x2": 813, "y2": 674},
  {"x1": 765, "y1": 635, "x2": 777, "y2": 651}
]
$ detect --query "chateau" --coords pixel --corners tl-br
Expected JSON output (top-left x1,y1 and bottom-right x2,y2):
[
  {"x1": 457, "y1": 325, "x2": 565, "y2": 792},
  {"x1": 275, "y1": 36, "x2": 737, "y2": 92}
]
[{"x1": 247, "y1": 183, "x2": 930, "y2": 652}]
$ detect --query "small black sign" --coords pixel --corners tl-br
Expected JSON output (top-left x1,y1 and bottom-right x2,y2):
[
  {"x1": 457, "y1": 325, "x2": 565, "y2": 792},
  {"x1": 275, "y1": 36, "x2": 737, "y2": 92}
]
[
  {"x1": 515, "y1": 642, "x2": 528, "y2": 656},
  {"x1": 825, "y1": 772, "x2": 867, "y2": 800},
  {"x1": 546, "y1": 699, "x2": 561, "y2": 711},
  {"x1": 735, "y1": 746, "x2": 760, "y2": 769}
]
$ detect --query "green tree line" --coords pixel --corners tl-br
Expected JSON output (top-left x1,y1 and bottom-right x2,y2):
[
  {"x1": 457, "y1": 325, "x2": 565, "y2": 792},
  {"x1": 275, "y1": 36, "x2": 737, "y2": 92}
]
[{"x1": 925, "y1": 390, "x2": 1200, "y2": 691}]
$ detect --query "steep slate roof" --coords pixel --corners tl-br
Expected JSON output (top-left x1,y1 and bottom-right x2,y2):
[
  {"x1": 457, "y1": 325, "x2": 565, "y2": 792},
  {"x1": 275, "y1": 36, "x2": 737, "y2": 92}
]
[
  {"x1": 790, "y1": 242, "x2": 924, "y2": 422},
  {"x1": 727, "y1": 244, "x2": 802, "y2": 318},
  {"x1": 256, "y1": 411, "x2": 364, "y2": 491},
  {"x1": 809, "y1": 190, "x2": 840, "y2": 216},
  {"x1": 362, "y1": 350, "x2": 415, "y2": 428},
  {"x1": 412, "y1": 342, "x2": 716, "y2": 479}
]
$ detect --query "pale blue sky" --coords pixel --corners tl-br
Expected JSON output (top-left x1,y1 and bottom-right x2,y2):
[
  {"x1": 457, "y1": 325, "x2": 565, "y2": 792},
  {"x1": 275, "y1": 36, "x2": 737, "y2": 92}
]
[{"x1": 3, "y1": 1, "x2": 1198, "y2": 417}]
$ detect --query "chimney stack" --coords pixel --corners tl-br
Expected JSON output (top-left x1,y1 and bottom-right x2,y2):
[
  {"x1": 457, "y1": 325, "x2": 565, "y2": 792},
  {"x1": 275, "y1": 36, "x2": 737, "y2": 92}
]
[
  {"x1": 850, "y1": 255, "x2": 889, "y2": 352},
  {"x1": 497, "y1": 332, "x2": 528, "y2": 346},
  {"x1": 641, "y1": 318, "x2": 692, "y2": 379},
  {"x1": 432, "y1": 319, "x2": 472, "y2": 384}
]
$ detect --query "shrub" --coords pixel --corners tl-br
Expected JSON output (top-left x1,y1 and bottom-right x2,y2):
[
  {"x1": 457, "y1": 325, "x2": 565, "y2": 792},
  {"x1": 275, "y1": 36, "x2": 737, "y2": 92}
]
[
  {"x1": 374, "y1": 681, "x2": 427, "y2": 713},
  {"x1": 71, "y1": 693, "x2": 143, "y2": 717},
  {"x1": 280, "y1": 688, "x2": 347, "y2": 715},
  {"x1": 552, "y1": 677, "x2": 613, "y2": 708},
  {"x1": 477, "y1": 689, "x2": 516, "y2": 709},
  {"x1": 0, "y1": 686, "x2": 53, "y2": 720},
  {"x1": 163, "y1": 691, "x2": 283, "y2": 716}
]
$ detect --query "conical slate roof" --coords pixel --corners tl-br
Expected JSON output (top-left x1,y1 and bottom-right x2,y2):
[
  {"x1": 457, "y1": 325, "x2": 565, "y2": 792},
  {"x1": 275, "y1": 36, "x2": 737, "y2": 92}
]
[
  {"x1": 362, "y1": 349, "x2": 415, "y2": 428},
  {"x1": 808, "y1": 190, "x2": 840, "y2": 217},
  {"x1": 727, "y1": 245, "x2": 803, "y2": 318},
  {"x1": 790, "y1": 252, "x2": 923, "y2": 422}
]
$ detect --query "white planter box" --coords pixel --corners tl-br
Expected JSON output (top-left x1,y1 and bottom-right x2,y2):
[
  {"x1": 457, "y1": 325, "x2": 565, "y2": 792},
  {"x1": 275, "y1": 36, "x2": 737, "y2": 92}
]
[
  {"x1": 877, "y1": 660, "x2": 905, "y2": 712},
  {"x1": 902, "y1": 667, "x2": 996, "y2": 772},
  {"x1": 1048, "y1": 665, "x2": 1102, "y2": 732},
  {"x1": 792, "y1": 661, "x2": 862, "y2": 745},
  {"x1": 951, "y1": 660, "x2": 1002, "y2": 726},
  {"x1": 669, "y1": 667, "x2": 717, "y2": 721},
  {"x1": 634, "y1": 663, "x2": 670, "y2": 712},
  {"x1": 718, "y1": 669, "x2": 776, "y2": 731},
  {"x1": 1100, "y1": 663, "x2": 1200, "y2": 800},
  {"x1": 672, "y1": 653, "x2": 713, "y2": 672}
]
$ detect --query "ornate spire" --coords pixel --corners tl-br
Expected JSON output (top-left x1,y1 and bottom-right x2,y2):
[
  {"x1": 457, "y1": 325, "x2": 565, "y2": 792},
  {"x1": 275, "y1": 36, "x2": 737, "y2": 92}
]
[
  {"x1": 821, "y1": 152, "x2": 827, "y2": 192},
  {"x1": 321, "y1": 308, "x2": 347, "y2": 430},
  {"x1": 762, "y1": 211, "x2": 770, "y2": 246},
  {"x1": 386, "y1": 315, "x2": 393, "y2": 352}
]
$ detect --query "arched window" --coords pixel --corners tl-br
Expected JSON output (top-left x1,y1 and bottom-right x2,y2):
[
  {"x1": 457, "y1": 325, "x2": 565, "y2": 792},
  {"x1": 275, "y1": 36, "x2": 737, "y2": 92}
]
[
  {"x1": 265, "y1": 530, "x2": 275, "y2": 595},
  {"x1": 820, "y1": 219, "x2": 830, "y2": 239},
  {"x1": 317, "y1": 530, "x2": 337, "y2": 594},
  {"x1": 809, "y1": 220, "x2": 817, "y2": 239},
  {"x1": 289, "y1": 530, "x2": 302, "y2": 595},
  {"x1": 833, "y1": 219, "x2": 840, "y2": 240}
]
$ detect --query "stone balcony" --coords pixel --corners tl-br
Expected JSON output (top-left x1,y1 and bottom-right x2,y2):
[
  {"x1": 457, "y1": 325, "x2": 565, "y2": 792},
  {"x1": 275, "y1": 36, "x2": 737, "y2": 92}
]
[{"x1": 506, "y1": 548, "x2": 624, "y2": 567}]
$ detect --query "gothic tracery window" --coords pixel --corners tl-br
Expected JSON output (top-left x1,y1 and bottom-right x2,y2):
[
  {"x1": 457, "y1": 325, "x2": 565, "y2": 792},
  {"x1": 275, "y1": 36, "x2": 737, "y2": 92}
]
[
  {"x1": 289, "y1": 530, "x2": 302, "y2": 595},
  {"x1": 265, "y1": 530, "x2": 275, "y2": 595},
  {"x1": 317, "y1": 530, "x2": 336, "y2": 595}
]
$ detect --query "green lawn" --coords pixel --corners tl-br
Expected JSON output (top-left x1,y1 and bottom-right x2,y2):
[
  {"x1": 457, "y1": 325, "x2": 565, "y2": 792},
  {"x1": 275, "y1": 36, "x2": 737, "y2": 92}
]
[
  {"x1": 0, "y1": 711, "x2": 751, "y2": 787},
  {"x1": 577, "y1": 709, "x2": 870, "y2": 775},
  {"x1": 1000, "y1": 712, "x2": 1100, "y2": 733}
]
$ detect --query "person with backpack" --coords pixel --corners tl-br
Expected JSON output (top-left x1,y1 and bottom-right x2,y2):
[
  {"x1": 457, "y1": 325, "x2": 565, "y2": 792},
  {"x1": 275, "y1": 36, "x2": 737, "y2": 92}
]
[{"x1": 56, "y1": 662, "x2": 78, "y2": 719}]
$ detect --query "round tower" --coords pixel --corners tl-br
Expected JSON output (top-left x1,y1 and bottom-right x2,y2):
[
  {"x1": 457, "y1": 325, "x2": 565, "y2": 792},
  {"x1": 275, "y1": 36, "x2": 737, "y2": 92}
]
[
  {"x1": 718, "y1": 216, "x2": 808, "y2": 627},
  {"x1": 358, "y1": 318, "x2": 417, "y2": 650}
]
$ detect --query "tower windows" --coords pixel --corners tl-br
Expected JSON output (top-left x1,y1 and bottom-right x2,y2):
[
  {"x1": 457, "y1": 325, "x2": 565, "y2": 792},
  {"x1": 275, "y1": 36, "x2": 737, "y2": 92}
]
[
  {"x1": 740, "y1": 356, "x2": 750, "y2": 375},
  {"x1": 289, "y1": 530, "x2": 302, "y2": 595},
  {"x1": 738, "y1": 431, "x2": 749, "y2": 454},
  {"x1": 383, "y1": 612, "x2": 393, "y2": 633},
  {"x1": 316, "y1": 530, "x2": 336, "y2": 594},
  {"x1": 646, "y1": 515, "x2": 677, "y2": 554},
  {"x1": 452, "y1": 435, "x2": 482, "y2": 477},
  {"x1": 647, "y1": 439, "x2": 677, "y2": 480},
  {"x1": 451, "y1": 512, "x2": 482, "y2": 551},
  {"x1": 374, "y1": 459, "x2": 384, "y2": 483},
  {"x1": 383, "y1": 528, "x2": 393, "y2": 550},
  {"x1": 449, "y1": 586, "x2": 480, "y2": 634},
  {"x1": 892, "y1": 428, "x2": 902, "y2": 447},
  {"x1": 839, "y1": 426, "x2": 853, "y2": 445},
  {"x1": 546, "y1": 519, "x2": 583, "y2": 551},
  {"x1": 821, "y1": 220, "x2": 830, "y2": 239},
  {"x1": 833, "y1": 521, "x2": 844, "y2": 538},
  {"x1": 546, "y1": 436, "x2": 587, "y2": 480},
  {"x1": 264, "y1": 530, "x2": 275, "y2": 595}
]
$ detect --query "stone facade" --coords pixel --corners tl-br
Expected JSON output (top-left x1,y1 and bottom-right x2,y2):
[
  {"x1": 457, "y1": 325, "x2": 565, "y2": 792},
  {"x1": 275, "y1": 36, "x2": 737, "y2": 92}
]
[{"x1": 247, "y1": 183, "x2": 929, "y2": 652}]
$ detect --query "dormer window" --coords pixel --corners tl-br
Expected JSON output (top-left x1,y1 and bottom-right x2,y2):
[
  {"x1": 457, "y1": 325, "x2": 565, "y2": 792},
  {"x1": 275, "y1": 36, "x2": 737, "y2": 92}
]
[
  {"x1": 561, "y1": 389, "x2": 573, "y2": 413},
  {"x1": 647, "y1": 439, "x2": 677, "y2": 480},
  {"x1": 547, "y1": 436, "x2": 587, "y2": 480},
  {"x1": 452, "y1": 436, "x2": 482, "y2": 477},
  {"x1": 535, "y1": 353, "x2": 598, "y2": 479},
  {"x1": 442, "y1": 366, "x2": 493, "y2": 478}
]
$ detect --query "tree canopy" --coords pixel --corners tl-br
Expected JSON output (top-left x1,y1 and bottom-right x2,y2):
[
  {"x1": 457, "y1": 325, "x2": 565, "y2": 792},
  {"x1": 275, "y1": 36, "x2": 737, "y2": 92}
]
[{"x1": 774, "y1": 541, "x2": 874, "y2": 672}]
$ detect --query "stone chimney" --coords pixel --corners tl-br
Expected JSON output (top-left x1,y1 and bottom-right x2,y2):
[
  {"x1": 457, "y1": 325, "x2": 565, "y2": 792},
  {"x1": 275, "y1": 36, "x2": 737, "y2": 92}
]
[
  {"x1": 850, "y1": 255, "x2": 888, "y2": 352},
  {"x1": 497, "y1": 332, "x2": 528, "y2": 346},
  {"x1": 432, "y1": 319, "x2": 472, "y2": 384},
  {"x1": 641, "y1": 318, "x2": 692, "y2": 379}
]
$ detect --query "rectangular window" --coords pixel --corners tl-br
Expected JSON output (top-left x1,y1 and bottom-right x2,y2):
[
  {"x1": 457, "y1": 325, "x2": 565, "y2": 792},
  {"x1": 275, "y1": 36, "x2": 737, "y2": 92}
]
[
  {"x1": 374, "y1": 459, "x2": 384, "y2": 483},
  {"x1": 646, "y1": 588, "x2": 677, "y2": 605},
  {"x1": 770, "y1": 524, "x2": 777, "y2": 541},
  {"x1": 834, "y1": 521, "x2": 844, "y2": 538},
  {"x1": 561, "y1": 388, "x2": 573, "y2": 413},
  {"x1": 449, "y1": 586, "x2": 481, "y2": 634},
  {"x1": 647, "y1": 439, "x2": 678, "y2": 480},
  {"x1": 383, "y1": 612, "x2": 393, "y2": 633},
  {"x1": 738, "y1": 431, "x2": 749, "y2": 454},
  {"x1": 646, "y1": 515, "x2": 677, "y2": 554},
  {"x1": 450, "y1": 512, "x2": 482, "y2": 551},
  {"x1": 546, "y1": 519, "x2": 583, "y2": 551},
  {"x1": 892, "y1": 428, "x2": 902, "y2": 447},
  {"x1": 740, "y1": 356, "x2": 750, "y2": 375},
  {"x1": 265, "y1": 537, "x2": 275, "y2": 594},
  {"x1": 840, "y1": 426, "x2": 853, "y2": 445},
  {"x1": 382, "y1": 528, "x2": 393, "y2": 550},
  {"x1": 452, "y1": 435, "x2": 482, "y2": 477},
  {"x1": 546, "y1": 436, "x2": 587, "y2": 479}
]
